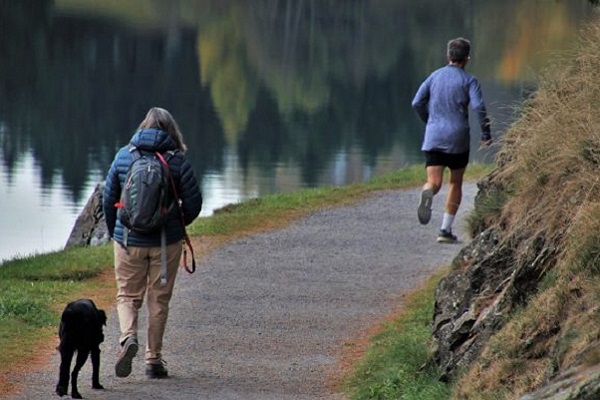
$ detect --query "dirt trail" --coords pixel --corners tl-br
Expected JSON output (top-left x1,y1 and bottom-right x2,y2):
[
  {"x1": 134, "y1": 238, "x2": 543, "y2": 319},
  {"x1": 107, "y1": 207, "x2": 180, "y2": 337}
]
[{"x1": 3, "y1": 184, "x2": 476, "y2": 400}]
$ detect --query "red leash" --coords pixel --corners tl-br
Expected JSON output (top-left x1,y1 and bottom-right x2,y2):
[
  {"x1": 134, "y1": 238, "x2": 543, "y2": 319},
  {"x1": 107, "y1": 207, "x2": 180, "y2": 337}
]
[
  {"x1": 181, "y1": 232, "x2": 196, "y2": 274},
  {"x1": 156, "y1": 152, "x2": 196, "y2": 274}
]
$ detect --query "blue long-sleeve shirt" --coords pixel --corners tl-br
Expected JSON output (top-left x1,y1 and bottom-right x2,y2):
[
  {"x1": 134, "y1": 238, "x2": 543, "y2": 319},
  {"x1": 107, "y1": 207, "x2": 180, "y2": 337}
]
[{"x1": 412, "y1": 64, "x2": 491, "y2": 154}]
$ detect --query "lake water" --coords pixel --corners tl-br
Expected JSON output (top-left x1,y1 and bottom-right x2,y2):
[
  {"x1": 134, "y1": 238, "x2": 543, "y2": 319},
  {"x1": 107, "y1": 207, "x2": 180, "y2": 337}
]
[{"x1": 0, "y1": 0, "x2": 596, "y2": 263}]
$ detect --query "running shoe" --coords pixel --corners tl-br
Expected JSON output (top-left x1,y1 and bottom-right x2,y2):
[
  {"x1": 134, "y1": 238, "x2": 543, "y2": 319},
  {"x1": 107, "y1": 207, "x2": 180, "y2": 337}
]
[
  {"x1": 417, "y1": 189, "x2": 434, "y2": 225},
  {"x1": 437, "y1": 229, "x2": 458, "y2": 244}
]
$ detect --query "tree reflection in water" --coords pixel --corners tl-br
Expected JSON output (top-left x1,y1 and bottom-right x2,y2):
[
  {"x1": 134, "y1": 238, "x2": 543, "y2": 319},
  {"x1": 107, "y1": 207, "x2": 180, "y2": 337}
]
[{"x1": 0, "y1": 0, "x2": 595, "y2": 260}]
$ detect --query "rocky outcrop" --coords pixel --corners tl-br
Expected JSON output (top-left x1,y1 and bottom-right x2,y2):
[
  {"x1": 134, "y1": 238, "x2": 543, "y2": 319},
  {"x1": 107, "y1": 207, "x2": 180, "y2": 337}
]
[
  {"x1": 519, "y1": 366, "x2": 600, "y2": 400},
  {"x1": 430, "y1": 164, "x2": 600, "y2": 399},
  {"x1": 433, "y1": 223, "x2": 558, "y2": 381},
  {"x1": 64, "y1": 183, "x2": 109, "y2": 249}
]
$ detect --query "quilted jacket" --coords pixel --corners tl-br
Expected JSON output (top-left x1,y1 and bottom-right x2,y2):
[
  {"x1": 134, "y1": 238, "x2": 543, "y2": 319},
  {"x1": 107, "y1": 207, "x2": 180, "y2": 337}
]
[{"x1": 102, "y1": 128, "x2": 202, "y2": 247}]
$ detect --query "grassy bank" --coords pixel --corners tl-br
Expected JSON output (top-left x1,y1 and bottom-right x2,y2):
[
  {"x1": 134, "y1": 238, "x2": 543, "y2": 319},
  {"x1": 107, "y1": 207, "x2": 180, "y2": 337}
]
[
  {"x1": 0, "y1": 163, "x2": 492, "y2": 394},
  {"x1": 343, "y1": 271, "x2": 452, "y2": 400}
]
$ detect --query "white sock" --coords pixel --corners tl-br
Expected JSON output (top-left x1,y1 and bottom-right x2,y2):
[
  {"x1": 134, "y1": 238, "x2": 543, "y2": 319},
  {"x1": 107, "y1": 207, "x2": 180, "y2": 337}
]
[{"x1": 441, "y1": 213, "x2": 455, "y2": 232}]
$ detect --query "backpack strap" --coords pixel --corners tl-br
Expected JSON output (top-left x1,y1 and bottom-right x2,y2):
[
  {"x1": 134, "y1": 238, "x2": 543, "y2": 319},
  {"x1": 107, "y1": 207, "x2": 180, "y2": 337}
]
[
  {"x1": 128, "y1": 145, "x2": 142, "y2": 160},
  {"x1": 160, "y1": 227, "x2": 168, "y2": 286}
]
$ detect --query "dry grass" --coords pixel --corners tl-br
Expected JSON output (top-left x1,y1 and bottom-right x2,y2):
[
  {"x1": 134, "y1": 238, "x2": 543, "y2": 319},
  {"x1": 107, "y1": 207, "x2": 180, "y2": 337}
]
[
  {"x1": 496, "y1": 24, "x2": 600, "y2": 240},
  {"x1": 449, "y1": 22, "x2": 600, "y2": 399}
]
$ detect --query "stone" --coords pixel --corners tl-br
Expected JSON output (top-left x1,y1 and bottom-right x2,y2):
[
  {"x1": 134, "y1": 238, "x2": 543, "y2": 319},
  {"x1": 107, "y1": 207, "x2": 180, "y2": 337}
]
[
  {"x1": 431, "y1": 224, "x2": 557, "y2": 382},
  {"x1": 519, "y1": 366, "x2": 600, "y2": 400},
  {"x1": 64, "y1": 182, "x2": 109, "y2": 249}
]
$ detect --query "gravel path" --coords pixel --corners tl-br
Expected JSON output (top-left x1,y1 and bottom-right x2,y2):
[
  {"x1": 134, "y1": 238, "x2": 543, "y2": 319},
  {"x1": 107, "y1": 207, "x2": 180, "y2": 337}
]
[{"x1": 4, "y1": 184, "x2": 477, "y2": 400}]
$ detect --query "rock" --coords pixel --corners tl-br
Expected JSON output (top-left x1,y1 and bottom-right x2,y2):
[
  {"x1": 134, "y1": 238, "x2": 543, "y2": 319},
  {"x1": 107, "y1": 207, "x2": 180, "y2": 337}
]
[
  {"x1": 64, "y1": 182, "x2": 109, "y2": 249},
  {"x1": 519, "y1": 366, "x2": 600, "y2": 400},
  {"x1": 432, "y1": 226, "x2": 557, "y2": 382},
  {"x1": 433, "y1": 227, "x2": 509, "y2": 380}
]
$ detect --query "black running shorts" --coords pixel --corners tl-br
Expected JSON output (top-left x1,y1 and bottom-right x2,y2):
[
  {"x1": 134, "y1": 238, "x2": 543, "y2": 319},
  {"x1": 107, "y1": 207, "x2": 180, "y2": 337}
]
[{"x1": 423, "y1": 151, "x2": 469, "y2": 170}]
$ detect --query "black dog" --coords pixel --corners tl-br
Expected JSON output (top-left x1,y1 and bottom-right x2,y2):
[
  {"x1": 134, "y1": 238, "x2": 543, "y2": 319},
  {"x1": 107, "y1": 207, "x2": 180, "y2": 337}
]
[{"x1": 55, "y1": 299, "x2": 106, "y2": 399}]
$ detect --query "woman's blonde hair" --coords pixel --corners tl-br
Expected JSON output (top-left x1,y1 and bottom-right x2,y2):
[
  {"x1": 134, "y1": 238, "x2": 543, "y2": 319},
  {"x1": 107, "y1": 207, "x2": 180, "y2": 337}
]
[{"x1": 138, "y1": 107, "x2": 187, "y2": 152}]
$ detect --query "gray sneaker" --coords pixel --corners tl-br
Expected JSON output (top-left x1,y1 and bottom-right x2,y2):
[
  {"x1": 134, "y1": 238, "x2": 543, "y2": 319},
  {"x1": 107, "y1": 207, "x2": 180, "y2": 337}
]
[
  {"x1": 437, "y1": 229, "x2": 457, "y2": 244},
  {"x1": 146, "y1": 360, "x2": 169, "y2": 379},
  {"x1": 417, "y1": 189, "x2": 434, "y2": 225},
  {"x1": 115, "y1": 337, "x2": 138, "y2": 378}
]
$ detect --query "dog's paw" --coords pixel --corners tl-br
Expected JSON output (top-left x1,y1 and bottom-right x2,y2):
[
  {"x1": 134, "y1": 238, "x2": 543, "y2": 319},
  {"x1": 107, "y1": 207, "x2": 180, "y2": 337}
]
[
  {"x1": 55, "y1": 385, "x2": 67, "y2": 397},
  {"x1": 71, "y1": 390, "x2": 83, "y2": 399},
  {"x1": 92, "y1": 383, "x2": 104, "y2": 390}
]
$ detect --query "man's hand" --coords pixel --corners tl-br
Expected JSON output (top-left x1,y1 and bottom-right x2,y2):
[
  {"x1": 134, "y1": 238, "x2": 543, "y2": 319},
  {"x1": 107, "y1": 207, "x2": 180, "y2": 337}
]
[
  {"x1": 480, "y1": 132, "x2": 492, "y2": 148},
  {"x1": 479, "y1": 139, "x2": 493, "y2": 148}
]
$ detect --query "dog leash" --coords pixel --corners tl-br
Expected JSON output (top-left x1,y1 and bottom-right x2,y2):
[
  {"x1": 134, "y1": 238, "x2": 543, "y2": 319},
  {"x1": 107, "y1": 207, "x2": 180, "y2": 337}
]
[{"x1": 156, "y1": 152, "x2": 196, "y2": 275}]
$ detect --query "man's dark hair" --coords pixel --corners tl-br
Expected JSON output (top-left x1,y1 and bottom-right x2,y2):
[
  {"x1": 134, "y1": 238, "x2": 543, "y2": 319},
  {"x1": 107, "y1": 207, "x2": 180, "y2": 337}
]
[{"x1": 447, "y1": 37, "x2": 471, "y2": 62}]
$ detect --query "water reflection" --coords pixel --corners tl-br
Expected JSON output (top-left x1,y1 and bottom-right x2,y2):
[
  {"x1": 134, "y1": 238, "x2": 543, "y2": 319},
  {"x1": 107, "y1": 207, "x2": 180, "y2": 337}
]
[{"x1": 0, "y1": 0, "x2": 596, "y2": 262}]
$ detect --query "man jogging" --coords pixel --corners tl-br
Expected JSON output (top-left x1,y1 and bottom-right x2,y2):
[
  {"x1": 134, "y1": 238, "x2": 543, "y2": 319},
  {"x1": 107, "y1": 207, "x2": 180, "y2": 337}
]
[{"x1": 412, "y1": 37, "x2": 492, "y2": 243}]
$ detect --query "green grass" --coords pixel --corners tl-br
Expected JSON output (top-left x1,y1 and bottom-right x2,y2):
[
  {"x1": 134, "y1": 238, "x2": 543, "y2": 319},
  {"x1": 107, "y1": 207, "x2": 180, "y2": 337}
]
[
  {"x1": 344, "y1": 273, "x2": 451, "y2": 400},
  {"x1": 0, "y1": 246, "x2": 113, "y2": 321},
  {"x1": 0, "y1": 245, "x2": 112, "y2": 281},
  {"x1": 0, "y1": 163, "x2": 492, "y2": 391}
]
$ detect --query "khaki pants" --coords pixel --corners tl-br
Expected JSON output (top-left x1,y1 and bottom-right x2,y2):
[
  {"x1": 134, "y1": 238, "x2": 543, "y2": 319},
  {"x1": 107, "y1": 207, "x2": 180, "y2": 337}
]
[{"x1": 114, "y1": 241, "x2": 182, "y2": 365}]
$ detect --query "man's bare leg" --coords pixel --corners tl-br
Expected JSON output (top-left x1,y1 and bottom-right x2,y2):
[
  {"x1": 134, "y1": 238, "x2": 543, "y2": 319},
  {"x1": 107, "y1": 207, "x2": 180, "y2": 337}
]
[
  {"x1": 438, "y1": 168, "x2": 465, "y2": 243},
  {"x1": 418, "y1": 166, "x2": 444, "y2": 225}
]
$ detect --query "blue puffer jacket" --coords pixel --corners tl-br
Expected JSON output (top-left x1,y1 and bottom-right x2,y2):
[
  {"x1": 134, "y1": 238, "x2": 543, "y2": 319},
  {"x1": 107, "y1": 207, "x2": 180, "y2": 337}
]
[{"x1": 102, "y1": 128, "x2": 202, "y2": 247}]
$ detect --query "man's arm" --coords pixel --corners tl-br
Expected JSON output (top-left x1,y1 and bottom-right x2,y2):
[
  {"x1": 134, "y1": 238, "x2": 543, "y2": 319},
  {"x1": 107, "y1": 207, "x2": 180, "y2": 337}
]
[
  {"x1": 469, "y1": 78, "x2": 492, "y2": 143},
  {"x1": 412, "y1": 81, "x2": 430, "y2": 123}
]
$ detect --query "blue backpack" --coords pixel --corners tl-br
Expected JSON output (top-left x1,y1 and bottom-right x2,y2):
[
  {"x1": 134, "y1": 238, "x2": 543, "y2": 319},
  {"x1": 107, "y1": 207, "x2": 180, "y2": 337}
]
[{"x1": 117, "y1": 147, "x2": 176, "y2": 233}]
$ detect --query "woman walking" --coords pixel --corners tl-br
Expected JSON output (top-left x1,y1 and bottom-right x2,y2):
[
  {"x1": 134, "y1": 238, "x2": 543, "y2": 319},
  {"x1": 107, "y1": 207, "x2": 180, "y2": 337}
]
[{"x1": 103, "y1": 107, "x2": 202, "y2": 378}]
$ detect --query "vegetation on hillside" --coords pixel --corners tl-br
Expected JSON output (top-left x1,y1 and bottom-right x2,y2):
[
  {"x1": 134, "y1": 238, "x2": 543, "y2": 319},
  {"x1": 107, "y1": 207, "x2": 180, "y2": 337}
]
[{"x1": 447, "y1": 21, "x2": 600, "y2": 399}]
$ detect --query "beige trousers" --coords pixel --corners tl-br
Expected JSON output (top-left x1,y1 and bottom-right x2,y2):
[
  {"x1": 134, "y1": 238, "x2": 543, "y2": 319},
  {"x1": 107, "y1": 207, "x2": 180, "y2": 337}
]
[{"x1": 114, "y1": 241, "x2": 182, "y2": 365}]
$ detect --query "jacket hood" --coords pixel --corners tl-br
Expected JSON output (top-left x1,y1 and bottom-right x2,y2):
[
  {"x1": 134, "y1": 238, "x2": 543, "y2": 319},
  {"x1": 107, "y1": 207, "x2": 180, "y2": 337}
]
[{"x1": 129, "y1": 128, "x2": 178, "y2": 152}]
